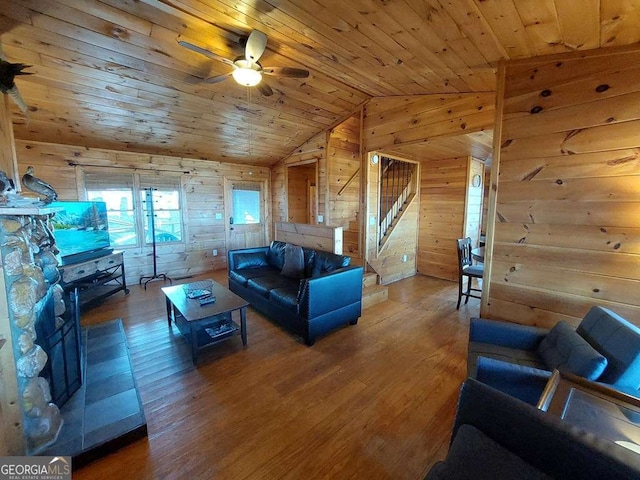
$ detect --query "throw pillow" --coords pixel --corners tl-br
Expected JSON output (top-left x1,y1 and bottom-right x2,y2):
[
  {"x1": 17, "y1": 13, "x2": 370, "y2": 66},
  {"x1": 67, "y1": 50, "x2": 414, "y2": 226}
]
[
  {"x1": 536, "y1": 321, "x2": 608, "y2": 380},
  {"x1": 281, "y1": 244, "x2": 304, "y2": 279}
]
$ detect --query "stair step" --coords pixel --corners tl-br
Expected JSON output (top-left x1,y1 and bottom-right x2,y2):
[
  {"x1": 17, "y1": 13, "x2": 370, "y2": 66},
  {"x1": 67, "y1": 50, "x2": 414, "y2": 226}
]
[
  {"x1": 363, "y1": 272, "x2": 378, "y2": 288},
  {"x1": 363, "y1": 284, "x2": 388, "y2": 309}
]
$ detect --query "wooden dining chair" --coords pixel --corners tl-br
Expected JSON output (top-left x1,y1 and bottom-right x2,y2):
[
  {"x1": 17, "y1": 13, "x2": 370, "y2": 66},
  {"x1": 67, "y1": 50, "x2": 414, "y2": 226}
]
[{"x1": 456, "y1": 237, "x2": 484, "y2": 309}]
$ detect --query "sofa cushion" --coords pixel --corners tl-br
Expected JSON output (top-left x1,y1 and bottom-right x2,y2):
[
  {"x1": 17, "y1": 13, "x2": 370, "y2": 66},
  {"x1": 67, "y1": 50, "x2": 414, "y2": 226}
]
[
  {"x1": 270, "y1": 285, "x2": 300, "y2": 313},
  {"x1": 311, "y1": 251, "x2": 350, "y2": 277},
  {"x1": 536, "y1": 321, "x2": 608, "y2": 380},
  {"x1": 577, "y1": 306, "x2": 640, "y2": 388},
  {"x1": 425, "y1": 424, "x2": 551, "y2": 480},
  {"x1": 267, "y1": 241, "x2": 287, "y2": 270},
  {"x1": 229, "y1": 266, "x2": 274, "y2": 286},
  {"x1": 247, "y1": 274, "x2": 295, "y2": 298},
  {"x1": 233, "y1": 251, "x2": 268, "y2": 270},
  {"x1": 468, "y1": 342, "x2": 545, "y2": 377},
  {"x1": 281, "y1": 244, "x2": 305, "y2": 279}
]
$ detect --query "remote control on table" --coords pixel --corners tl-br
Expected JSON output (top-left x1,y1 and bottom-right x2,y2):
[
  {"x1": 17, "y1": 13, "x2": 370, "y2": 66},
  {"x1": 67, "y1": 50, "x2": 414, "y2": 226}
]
[{"x1": 199, "y1": 296, "x2": 216, "y2": 306}]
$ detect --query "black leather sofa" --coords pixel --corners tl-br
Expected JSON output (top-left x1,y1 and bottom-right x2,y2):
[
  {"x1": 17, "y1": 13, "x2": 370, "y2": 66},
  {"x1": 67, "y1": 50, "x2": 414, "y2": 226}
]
[
  {"x1": 425, "y1": 378, "x2": 640, "y2": 480},
  {"x1": 228, "y1": 241, "x2": 363, "y2": 345}
]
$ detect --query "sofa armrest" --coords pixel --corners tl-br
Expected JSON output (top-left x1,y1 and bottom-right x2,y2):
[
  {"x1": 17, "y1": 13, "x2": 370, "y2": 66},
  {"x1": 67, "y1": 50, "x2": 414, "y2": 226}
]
[
  {"x1": 227, "y1": 247, "x2": 269, "y2": 271},
  {"x1": 474, "y1": 356, "x2": 551, "y2": 405},
  {"x1": 299, "y1": 265, "x2": 363, "y2": 318},
  {"x1": 469, "y1": 317, "x2": 549, "y2": 350},
  {"x1": 451, "y1": 378, "x2": 640, "y2": 480}
]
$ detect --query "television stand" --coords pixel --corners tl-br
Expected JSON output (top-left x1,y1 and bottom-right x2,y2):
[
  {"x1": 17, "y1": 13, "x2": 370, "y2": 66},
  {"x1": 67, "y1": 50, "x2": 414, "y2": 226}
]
[{"x1": 59, "y1": 251, "x2": 129, "y2": 310}]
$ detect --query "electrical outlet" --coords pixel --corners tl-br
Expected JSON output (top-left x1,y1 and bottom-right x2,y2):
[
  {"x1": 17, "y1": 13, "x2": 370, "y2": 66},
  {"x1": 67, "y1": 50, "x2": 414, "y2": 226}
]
[
  {"x1": 214, "y1": 212, "x2": 223, "y2": 220},
  {"x1": 402, "y1": 254, "x2": 408, "y2": 263},
  {"x1": 212, "y1": 249, "x2": 218, "y2": 256}
]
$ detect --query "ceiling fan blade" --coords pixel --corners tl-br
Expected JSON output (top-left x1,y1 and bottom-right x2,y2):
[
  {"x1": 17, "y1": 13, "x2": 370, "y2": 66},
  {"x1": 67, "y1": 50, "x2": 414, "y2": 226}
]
[
  {"x1": 204, "y1": 72, "x2": 233, "y2": 84},
  {"x1": 262, "y1": 67, "x2": 309, "y2": 78},
  {"x1": 245, "y1": 30, "x2": 267, "y2": 62},
  {"x1": 177, "y1": 39, "x2": 235, "y2": 67},
  {"x1": 256, "y1": 80, "x2": 273, "y2": 97}
]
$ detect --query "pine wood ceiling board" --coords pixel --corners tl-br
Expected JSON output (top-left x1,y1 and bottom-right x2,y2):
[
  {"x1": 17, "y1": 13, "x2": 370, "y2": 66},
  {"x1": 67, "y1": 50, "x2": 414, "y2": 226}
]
[
  {"x1": 499, "y1": 149, "x2": 640, "y2": 182},
  {"x1": 471, "y1": 0, "x2": 536, "y2": 58},
  {"x1": 283, "y1": 0, "x2": 438, "y2": 95},
  {"x1": 322, "y1": 0, "x2": 471, "y2": 92},
  {"x1": 434, "y1": 0, "x2": 509, "y2": 63},
  {"x1": 494, "y1": 223, "x2": 640, "y2": 255},
  {"x1": 601, "y1": 0, "x2": 640, "y2": 46},
  {"x1": 392, "y1": 0, "x2": 500, "y2": 91},
  {"x1": 554, "y1": 0, "x2": 600, "y2": 50},
  {"x1": 511, "y1": 0, "x2": 566, "y2": 56},
  {"x1": 160, "y1": 0, "x2": 401, "y2": 96}
]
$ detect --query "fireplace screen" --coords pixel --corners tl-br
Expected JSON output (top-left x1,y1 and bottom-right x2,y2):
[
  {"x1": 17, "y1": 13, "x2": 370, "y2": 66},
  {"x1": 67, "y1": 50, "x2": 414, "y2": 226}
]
[{"x1": 36, "y1": 288, "x2": 82, "y2": 406}]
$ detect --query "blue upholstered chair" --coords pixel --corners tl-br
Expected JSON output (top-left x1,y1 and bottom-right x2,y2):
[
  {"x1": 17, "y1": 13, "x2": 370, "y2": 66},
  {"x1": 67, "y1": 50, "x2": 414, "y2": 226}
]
[{"x1": 467, "y1": 306, "x2": 640, "y2": 405}]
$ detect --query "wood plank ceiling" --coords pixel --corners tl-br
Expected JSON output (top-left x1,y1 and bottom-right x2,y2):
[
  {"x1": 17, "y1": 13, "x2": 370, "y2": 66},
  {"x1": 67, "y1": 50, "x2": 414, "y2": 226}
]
[{"x1": 1, "y1": 0, "x2": 639, "y2": 166}]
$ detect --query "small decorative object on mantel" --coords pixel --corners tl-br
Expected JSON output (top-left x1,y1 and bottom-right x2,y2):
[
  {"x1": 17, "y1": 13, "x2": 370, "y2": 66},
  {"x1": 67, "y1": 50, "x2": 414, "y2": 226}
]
[
  {"x1": 21, "y1": 166, "x2": 58, "y2": 205},
  {"x1": 0, "y1": 169, "x2": 16, "y2": 204}
]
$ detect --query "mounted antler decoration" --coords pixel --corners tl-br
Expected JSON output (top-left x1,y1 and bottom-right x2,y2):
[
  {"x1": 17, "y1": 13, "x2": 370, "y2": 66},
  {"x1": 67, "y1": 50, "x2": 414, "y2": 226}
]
[{"x1": 0, "y1": 59, "x2": 32, "y2": 113}]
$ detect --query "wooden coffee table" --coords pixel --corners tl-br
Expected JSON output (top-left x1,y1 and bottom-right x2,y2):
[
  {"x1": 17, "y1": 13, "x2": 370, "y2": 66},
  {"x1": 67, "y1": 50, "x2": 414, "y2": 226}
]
[{"x1": 162, "y1": 279, "x2": 248, "y2": 364}]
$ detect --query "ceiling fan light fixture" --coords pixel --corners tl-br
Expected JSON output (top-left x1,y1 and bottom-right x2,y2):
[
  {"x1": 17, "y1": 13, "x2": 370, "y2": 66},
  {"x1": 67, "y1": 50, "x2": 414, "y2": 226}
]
[{"x1": 232, "y1": 67, "x2": 262, "y2": 86}]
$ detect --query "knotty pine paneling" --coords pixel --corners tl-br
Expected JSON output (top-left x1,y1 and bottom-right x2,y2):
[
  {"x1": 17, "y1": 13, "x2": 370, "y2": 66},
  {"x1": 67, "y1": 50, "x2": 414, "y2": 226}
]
[
  {"x1": 363, "y1": 94, "x2": 495, "y2": 153},
  {"x1": 14, "y1": 140, "x2": 270, "y2": 280},
  {"x1": 286, "y1": 163, "x2": 315, "y2": 223},
  {"x1": 328, "y1": 114, "x2": 361, "y2": 256},
  {"x1": 272, "y1": 131, "x2": 327, "y2": 226},
  {"x1": 418, "y1": 157, "x2": 468, "y2": 281},
  {"x1": 485, "y1": 45, "x2": 640, "y2": 327},
  {"x1": 364, "y1": 154, "x2": 419, "y2": 285}
]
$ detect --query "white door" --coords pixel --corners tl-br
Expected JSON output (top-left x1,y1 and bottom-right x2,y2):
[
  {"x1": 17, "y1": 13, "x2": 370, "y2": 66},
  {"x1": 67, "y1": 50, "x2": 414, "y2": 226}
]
[{"x1": 225, "y1": 179, "x2": 267, "y2": 250}]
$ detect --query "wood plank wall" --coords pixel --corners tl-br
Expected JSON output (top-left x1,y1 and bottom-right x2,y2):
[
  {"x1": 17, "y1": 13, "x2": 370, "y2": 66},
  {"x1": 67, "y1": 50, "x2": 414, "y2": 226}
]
[
  {"x1": 328, "y1": 113, "x2": 361, "y2": 255},
  {"x1": 286, "y1": 163, "x2": 316, "y2": 223},
  {"x1": 485, "y1": 45, "x2": 640, "y2": 328},
  {"x1": 362, "y1": 94, "x2": 494, "y2": 283},
  {"x1": 272, "y1": 131, "x2": 327, "y2": 226},
  {"x1": 14, "y1": 140, "x2": 270, "y2": 281},
  {"x1": 417, "y1": 157, "x2": 468, "y2": 281},
  {"x1": 274, "y1": 222, "x2": 343, "y2": 254},
  {"x1": 464, "y1": 158, "x2": 484, "y2": 248},
  {"x1": 363, "y1": 94, "x2": 495, "y2": 152}
]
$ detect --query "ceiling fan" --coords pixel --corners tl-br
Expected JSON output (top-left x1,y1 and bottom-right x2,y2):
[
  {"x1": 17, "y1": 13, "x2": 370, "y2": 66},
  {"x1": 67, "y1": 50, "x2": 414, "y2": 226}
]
[{"x1": 178, "y1": 30, "x2": 309, "y2": 96}]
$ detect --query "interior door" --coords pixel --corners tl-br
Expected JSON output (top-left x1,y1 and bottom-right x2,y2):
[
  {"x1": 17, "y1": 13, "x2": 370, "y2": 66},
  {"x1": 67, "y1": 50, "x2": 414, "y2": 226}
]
[{"x1": 225, "y1": 179, "x2": 266, "y2": 250}]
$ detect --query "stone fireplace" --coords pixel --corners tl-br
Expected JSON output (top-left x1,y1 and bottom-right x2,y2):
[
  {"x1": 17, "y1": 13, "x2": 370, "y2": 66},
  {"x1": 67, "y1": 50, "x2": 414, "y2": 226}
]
[{"x1": 0, "y1": 206, "x2": 66, "y2": 454}]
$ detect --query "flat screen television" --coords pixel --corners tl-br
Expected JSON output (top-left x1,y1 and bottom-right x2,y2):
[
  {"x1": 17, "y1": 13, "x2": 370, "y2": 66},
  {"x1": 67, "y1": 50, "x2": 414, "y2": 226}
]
[{"x1": 50, "y1": 201, "x2": 113, "y2": 265}]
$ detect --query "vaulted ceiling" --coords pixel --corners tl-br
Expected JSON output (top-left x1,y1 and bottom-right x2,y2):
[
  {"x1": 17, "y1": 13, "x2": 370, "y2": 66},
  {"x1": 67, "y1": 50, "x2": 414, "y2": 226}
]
[{"x1": 1, "y1": 1, "x2": 639, "y2": 166}]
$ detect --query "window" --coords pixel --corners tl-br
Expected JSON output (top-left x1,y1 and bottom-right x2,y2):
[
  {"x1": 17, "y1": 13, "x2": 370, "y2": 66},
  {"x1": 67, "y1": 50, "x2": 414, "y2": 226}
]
[
  {"x1": 85, "y1": 172, "x2": 137, "y2": 247},
  {"x1": 140, "y1": 175, "x2": 182, "y2": 244},
  {"x1": 85, "y1": 170, "x2": 183, "y2": 247},
  {"x1": 232, "y1": 182, "x2": 261, "y2": 225}
]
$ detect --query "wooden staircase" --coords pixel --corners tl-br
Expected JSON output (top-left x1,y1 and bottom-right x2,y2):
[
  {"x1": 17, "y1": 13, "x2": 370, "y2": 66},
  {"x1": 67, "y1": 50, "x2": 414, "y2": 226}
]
[{"x1": 362, "y1": 272, "x2": 388, "y2": 309}]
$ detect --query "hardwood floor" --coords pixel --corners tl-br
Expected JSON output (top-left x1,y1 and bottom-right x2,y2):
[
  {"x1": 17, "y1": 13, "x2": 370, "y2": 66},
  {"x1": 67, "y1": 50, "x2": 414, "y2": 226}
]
[{"x1": 73, "y1": 271, "x2": 480, "y2": 480}]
